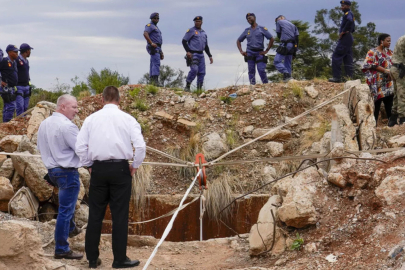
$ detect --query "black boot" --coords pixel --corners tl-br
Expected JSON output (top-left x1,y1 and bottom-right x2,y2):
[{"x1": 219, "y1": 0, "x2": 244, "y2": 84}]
[
  {"x1": 328, "y1": 77, "x2": 342, "y2": 83},
  {"x1": 388, "y1": 114, "x2": 398, "y2": 127},
  {"x1": 184, "y1": 82, "x2": 191, "y2": 92},
  {"x1": 283, "y1": 73, "x2": 291, "y2": 82},
  {"x1": 197, "y1": 82, "x2": 203, "y2": 90},
  {"x1": 399, "y1": 117, "x2": 405, "y2": 125}
]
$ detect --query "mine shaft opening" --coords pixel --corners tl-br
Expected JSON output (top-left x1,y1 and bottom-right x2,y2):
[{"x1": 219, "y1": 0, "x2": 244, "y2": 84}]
[{"x1": 101, "y1": 194, "x2": 269, "y2": 242}]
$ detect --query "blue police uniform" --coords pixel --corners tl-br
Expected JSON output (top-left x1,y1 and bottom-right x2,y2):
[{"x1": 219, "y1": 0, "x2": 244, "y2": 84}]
[
  {"x1": 144, "y1": 19, "x2": 163, "y2": 79},
  {"x1": 274, "y1": 19, "x2": 299, "y2": 79},
  {"x1": 16, "y1": 43, "x2": 33, "y2": 115},
  {"x1": 0, "y1": 49, "x2": 3, "y2": 62},
  {"x1": 238, "y1": 24, "x2": 273, "y2": 85},
  {"x1": 331, "y1": 1, "x2": 355, "y2": 81},
  {"x1": 0, "y1": 55, "x2": 18, "y2": 122},
  {"x1": 182, "y1": 18, "x2": 212, "y2": 89}
]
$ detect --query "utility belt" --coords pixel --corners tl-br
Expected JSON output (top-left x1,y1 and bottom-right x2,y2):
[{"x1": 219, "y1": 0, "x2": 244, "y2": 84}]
[
  {"x1": 1, "y1": 86, "x2": 17, "y2": 103},
  {"x1": 16, "y1": 85, "x2": 32, "y2": 98},
  {"x1": 190, "y1": 50, "x2": 203, "y2": 54},
  {"x1": 244, "y1": 55, "x2": 268, "y2": 64},
  {"x1": 148, "y1": 43, "x2": 162, "y2": 55},
  {"x1": 276, "y1": 39, "x2": 297, "y2": 56},
  {"x1": 184, "y1": 53, "x2": 202, "y2": 66},
  {"x1": 393, "y1": 63, "x2": 405, "y2": 79}
]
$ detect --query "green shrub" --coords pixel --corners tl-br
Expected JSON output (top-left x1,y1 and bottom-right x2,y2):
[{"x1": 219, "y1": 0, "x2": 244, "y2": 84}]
[
  {"x1": 129, "y1": 88, "x2": 141, "y2": 98},
  {"x1": 145, "y1": 85, "x2": 159, "y2": 95},
  {"x1": 134, "y1": 99, "x2": 149, "y2": 111},
  {"x1": 290, "y1": 233, "x2": 304, "y2": 250},
  {"x1": 87, "y1": 68, "x2": 129, "y2": 94},
  {"x1": 220, "y1": 96, "x2": 232, "y2": 105}
]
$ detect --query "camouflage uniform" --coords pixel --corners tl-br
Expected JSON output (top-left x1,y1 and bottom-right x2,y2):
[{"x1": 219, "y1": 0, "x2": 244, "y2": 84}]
[{"x1": 391, "y1": 35, "x2": 405, "y2": 118}]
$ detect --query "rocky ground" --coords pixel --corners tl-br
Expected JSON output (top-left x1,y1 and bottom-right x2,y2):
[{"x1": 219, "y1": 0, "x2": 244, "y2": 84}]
[{"x1": 2, "y1": 79, "x2": 405, "y2": 269}]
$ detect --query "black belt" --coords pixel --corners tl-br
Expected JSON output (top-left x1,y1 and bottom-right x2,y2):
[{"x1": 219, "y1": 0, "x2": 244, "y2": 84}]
[
  {"x1": 17, "y1": 84, "x2": 29, "y2": 87},
  {"x1": 190, "y1": 50, "x2": 203, "y2": 54},
  {"x1": 16, "y1": 93, "x2": 23, "y2": 96},
  {"x1": 249, "y1": 48, "x2": 264, "y2": 52},
  {"x1": 156, "y1": 43, "x2": 162, "y2": 48},
  {"x1": 281, "y1": 39, "x2": 295, "y2": 43},
  {"x1": 94, "y1": 159, "x2": 127, "y2": 163}
]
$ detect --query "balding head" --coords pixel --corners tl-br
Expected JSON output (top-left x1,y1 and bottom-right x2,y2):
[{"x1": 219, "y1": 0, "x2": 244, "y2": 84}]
[{"x1": 56, "y1": 94, "x2": 78, "y2": 120}]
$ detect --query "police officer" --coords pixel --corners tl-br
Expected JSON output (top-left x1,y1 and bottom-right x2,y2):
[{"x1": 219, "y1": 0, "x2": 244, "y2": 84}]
[
  {"x1": 16, "y1": 43, "x2": 33, "y2": 116},
  {"x1": 0, "y1": 45, "x2": 19, "y2": 123},
  {"x1": 274, "y1": 15, "x2": 299, "y2": 82},
  {"x1": 182, "y1": 16, "x2": 213, "y2": 92},
  {"x1": 143, "y1": 12, "x2": 164, "y2": 86},
  {"x1": 0, "y1": 48, "x2": 3, "y2": 62},
  {"x1": 329, "y1": 0, "x2": 355, "y2": 83},
  {"x1": 237, "y1": 13, "x2": 274, "y2": 85}
]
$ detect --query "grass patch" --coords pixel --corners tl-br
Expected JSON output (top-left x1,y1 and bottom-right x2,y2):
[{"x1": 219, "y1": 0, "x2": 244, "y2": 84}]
[
  {"x1": 131, "y1": 165, "x2": 152, "y2": 215},
  {"x1": 129, "y1": 87, "x2": 141, "y2": 98},
  {"x1": 206, "y1": 173, "x2": 234, "y2": 221},
  {"x1": 133, "y1": 98, "x2": 149, "y2": 111},
  {"x1": 138, "y1": 118, "x2": 151, "y2": 135},
  {"x1": 145, "y1": 85, "x2": 159, "y2": 95},
  {"x1": 220, "y1": 96, "x2": 233, "y2": 105},
  {"x1": 226, "y1": 129, "x2": 239, "y2": 149},
  {"x1": 289, "y1": 82, "x2": 304, "y2": 99}
]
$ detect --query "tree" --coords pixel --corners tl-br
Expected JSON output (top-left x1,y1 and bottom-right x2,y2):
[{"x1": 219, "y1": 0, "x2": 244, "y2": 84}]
[
  {"x1": 87, "y1": 68, "x2": 129, "y2": 94},
  {"x1": 138, "y1": 65, "x2": 186, "y2": 88},
  {"x1": 313, "y1": 1, "x2": 380, "y2": 79},
  {"x1": 71, "y1": 76, "x2": 90, "y2": 97},
  {"x1": 266, "y1": 20, "x2": 330, "y2": 82}
]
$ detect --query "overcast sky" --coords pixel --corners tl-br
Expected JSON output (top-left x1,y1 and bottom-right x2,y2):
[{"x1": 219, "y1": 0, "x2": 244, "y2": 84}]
[{"x1": 0, "y1": 0, "x2": 404, "y2": 90}]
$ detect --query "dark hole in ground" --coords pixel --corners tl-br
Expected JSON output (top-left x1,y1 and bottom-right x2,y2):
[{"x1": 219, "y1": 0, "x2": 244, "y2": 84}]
[{"x1": 101, "y1": 194, "x2": 269, "y2": 242}]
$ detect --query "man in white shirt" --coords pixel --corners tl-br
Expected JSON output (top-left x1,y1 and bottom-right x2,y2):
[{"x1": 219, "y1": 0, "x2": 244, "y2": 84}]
[
  {"x1": 37, "y1": 94, "x2": 83, "y2": 260},
  {"x1": 76, "y1": 86, "x2": 146, "y2": 269}
]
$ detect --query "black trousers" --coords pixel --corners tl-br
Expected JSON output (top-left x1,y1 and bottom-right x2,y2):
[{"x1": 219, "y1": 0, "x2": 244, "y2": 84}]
[
  {"x1": 374, "y1": 95, "x2": 394, "y2": 122},
  {"x1": 85, "y1": 161, "x2": 132, "y2": 262}
]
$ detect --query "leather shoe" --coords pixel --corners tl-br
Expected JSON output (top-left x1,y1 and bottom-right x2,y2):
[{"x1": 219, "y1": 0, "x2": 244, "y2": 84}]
[
  {"x1": 328, "y1": 77, "x2": 342, "y2": 83},
  {"x1": 54, "y1": 250, "x2": 83, "y2": 260},
  {"x1": 89, "y1": 258, "x2": 102, "y2": 268},
  {"x1": 112, "y1": 257, "x2": 140, "y2": 268},
  {"x1": 69, "y1": 226, "x2": 82, "y2": 238}
]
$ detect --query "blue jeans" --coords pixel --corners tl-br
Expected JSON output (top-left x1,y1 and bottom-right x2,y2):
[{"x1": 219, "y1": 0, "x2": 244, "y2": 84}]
[{"x1": 48, "y1": 167, "x2": 80, "y2": 254}]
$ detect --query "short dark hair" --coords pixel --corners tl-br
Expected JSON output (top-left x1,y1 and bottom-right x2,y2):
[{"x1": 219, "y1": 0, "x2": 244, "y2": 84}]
[
  {"x1": 378, "y1": 33, "x2": 390, "y2": 46},
  {"x1": 102, "y1": 86, "x2": 120, "y2": 102},
  {"x1": 20, "y1": 49, "x2": 29, "y2": 54}
]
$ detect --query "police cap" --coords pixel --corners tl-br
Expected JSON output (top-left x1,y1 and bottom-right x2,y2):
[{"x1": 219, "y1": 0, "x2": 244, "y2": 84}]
[
  {"x1": 20, "y1": 43, "x2": 33, "y2": 51},
  {"x1": 340, "y1": 0, "x2": 351, "y2": 5},
  {"x1": 6, "y1": 44, "x2": 19, "y2": 52},
  {"x1": 193, "y1": 16, "x2": 203, "y2": 21},
  {"x1": 150, "y1": 12, "x2": 159, "y2": 19},
  {"x1": 246, "y1": 13, "x2": 256, "y2": 19}
]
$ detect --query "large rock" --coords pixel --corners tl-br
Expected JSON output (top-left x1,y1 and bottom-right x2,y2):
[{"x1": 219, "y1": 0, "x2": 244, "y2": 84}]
[
  {"x1": 79, "y1": 167, "x2": 90, "y2": 196},
  {"x1": 304, "y1": 85, "x2": 319, "y2": 99},
  {"x1": 252, "y1": 129, "x2": 292, "y2": 142},
  {"x1": 375, "y1": 173, "x2": 405, "y2": 205},
  {"x1": 26, "y1": 101, "x2": 56, "y2": 141},
  {"x1": 10, "y1": 171, "x2": 24, "y2": 192},
  {"x1": 357, "y1": 100, "x2": 376, "y2": 151},
  {"x1": 0, "y1": 135, "x2": 23, "y2": 153},
  {"x1": 0, "y1": 155, "x2": 7, "y2": 167},
  {"x1": 16, "y1": 135, "x2": 39, "y2": 154},
  {"x1": 75, "y1": 204, "x2": 89, "y2": 228},
  {"x1": 8, "y1": 187, "x2": 39, "y2": 219},
  {"x1": 388, "y1": 135, "x2": 405, "y2": 148},
  {"x1": 0, "y1": 159, "x2": 14, "y2": 179},
  {"x1": 262, "y1": 165, "x2": 277, "y2": 182},
  {"x1": 0, "y1": 176, "x2": 14, "y2": 211},
  {"x1": 277, "y1": 167, "x2": 319, "y2": 228},
  {"x1": 266, "y1": 142, "x2": 284, "y2": 157},
  {"x1": 11, "y1": 152, "x2": 52, "y2": 202},
  {"x1": 249, "y1": 195, "x2": 286, "y2": 256},
  {"x1": 184, "y1": 97, "x2": 196, "y2": 110},
  {"x1": 252, "y1": 99, "x2": 266, "y2": 109},
  {"x1": 202, "y1": 132, "x2": 228, "y2": 159},
  {"x1": 330, "y1": 104, "x2": 358, "y2": 151}
]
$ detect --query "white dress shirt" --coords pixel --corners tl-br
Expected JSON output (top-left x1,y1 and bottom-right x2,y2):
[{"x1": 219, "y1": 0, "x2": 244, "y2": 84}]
[
  {"x1": 75, "y1": 104, "x2": 146, "y2": 168},
  {"x1": 37, "y1": 112, "x2": 81, "y2": 169}
]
